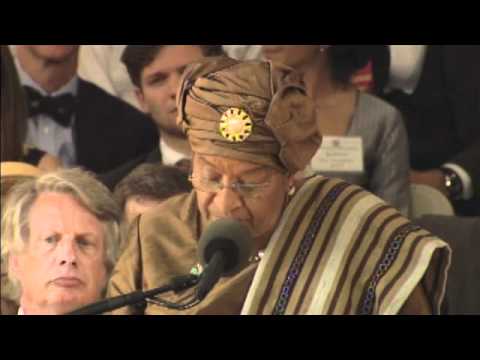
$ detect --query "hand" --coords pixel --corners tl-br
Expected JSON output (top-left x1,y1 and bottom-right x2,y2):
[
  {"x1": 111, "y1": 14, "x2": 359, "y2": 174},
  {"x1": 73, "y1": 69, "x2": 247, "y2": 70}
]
[{"x1": 410, "y1": 169, "x2": 448, "y2": 197}]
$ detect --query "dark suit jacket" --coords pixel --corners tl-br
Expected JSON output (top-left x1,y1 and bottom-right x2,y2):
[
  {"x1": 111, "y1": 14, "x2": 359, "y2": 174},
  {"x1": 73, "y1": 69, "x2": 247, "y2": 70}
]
[
  {"x1": 99, "y1": 147, "x2": 162, "y2": 191},
  {"x1": 371, "y1": 45, "x2": 480, "y2": 215},
  {"x1": 74, "y1": 79, "x2": 159, "y2": 174}
]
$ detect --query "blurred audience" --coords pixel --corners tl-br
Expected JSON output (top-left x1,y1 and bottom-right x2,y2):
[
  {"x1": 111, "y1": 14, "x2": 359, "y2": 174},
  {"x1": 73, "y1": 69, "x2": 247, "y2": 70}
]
[
  {"x1": 114, "y1": 163, "x2": 192, "y2": 226},
  {"x1": 223, "y1": 45, "x2": 263, "y2": 60},
  {"x1": 79, "y1": 45, "x2": 140, "y2": 109},
  {"x1": 263, "y1": 45, "x2": 410, "y2": 215},
  {"x1": 79, "y1": 45, "x2": 261, "y2": 110},
  {"x1": 1, "y1": 168, "x2": 122, "y2": 315},
  {"x1": 9, "y1": 45, "x2": 158, "y2": 174}
]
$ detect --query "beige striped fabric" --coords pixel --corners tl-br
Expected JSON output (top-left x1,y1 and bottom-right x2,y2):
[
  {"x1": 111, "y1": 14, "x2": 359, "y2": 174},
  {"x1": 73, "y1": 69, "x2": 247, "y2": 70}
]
[{"x1": 242, "y1": 176, "x2": 451, "y2": 315}]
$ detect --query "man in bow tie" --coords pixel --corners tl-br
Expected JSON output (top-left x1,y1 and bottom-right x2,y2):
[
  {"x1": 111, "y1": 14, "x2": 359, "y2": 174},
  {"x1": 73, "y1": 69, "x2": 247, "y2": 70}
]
[{"x1": 12, "y1": 45, "x2": 158, "y2": 174}]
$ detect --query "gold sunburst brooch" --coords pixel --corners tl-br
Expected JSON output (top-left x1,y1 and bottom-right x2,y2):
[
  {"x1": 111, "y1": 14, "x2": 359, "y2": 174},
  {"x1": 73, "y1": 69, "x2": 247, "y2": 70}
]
[{"x1": 219, "y1": 108, "x2": 253, "y2": 143}]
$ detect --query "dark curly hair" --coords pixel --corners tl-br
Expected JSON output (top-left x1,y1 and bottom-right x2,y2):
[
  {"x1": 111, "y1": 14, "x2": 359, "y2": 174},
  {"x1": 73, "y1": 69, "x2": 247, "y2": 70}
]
[
  {"x1": 327, "y1": 46, "x2": 373, "y2": 87},
  {"x1": 121, "y1": 45, "x2": 225, "y2": 88}
]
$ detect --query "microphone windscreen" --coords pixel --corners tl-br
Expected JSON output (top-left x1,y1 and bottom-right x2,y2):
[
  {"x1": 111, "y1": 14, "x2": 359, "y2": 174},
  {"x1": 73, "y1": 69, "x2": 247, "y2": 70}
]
[{"x1": 198, "y1": 218, "x2": 253, "y2": 276}]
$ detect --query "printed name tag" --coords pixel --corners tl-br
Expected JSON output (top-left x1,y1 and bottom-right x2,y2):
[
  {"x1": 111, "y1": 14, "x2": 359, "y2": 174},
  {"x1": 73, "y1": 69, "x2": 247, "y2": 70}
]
[{"x1": 310, "y1": 136, "x2": 364, "y2": 173}]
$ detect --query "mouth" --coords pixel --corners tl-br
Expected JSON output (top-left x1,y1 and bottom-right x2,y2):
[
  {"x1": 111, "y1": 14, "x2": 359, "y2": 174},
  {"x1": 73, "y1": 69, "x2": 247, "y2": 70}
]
[
  {"x1": 50, "y1": 277, "x2": 84, "y2": 288},
  {"x1": 209, "y1": 216, "x2": 251, "y2": 227}
]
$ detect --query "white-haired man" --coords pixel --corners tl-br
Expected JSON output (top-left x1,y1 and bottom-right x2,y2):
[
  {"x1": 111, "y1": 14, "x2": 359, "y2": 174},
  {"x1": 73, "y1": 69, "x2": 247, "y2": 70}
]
[{"x1": 1, "y1": 168, "x2": 122, "y2": 315}]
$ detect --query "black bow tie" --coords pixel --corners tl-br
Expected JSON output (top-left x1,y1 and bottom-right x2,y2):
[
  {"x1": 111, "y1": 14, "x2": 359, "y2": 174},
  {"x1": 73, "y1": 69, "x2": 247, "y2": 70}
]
[{"x1": 23, "y1": 85, "x2": 76, "y2": 128}]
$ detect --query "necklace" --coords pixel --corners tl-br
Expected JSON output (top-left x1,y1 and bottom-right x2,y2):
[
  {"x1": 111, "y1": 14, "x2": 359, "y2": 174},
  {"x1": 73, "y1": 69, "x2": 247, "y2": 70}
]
[{"x1": 190, "y1": 251, "x2": 264, "y2": 276}]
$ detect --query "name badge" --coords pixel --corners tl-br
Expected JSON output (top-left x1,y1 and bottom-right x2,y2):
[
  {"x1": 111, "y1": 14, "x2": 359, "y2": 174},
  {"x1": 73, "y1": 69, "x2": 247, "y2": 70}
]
[{"x1": 310, "y1": 136, "x2": 364, "y2": 173}]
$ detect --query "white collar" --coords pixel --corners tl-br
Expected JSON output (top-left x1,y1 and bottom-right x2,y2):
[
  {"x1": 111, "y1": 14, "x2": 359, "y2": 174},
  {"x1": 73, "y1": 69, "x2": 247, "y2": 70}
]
[
  {"x1": 12, "y1": 45, "x2": 79, "y2": 97},
  {"x1": 159, "y1": 138, "x2": 190, "y2": 166}
]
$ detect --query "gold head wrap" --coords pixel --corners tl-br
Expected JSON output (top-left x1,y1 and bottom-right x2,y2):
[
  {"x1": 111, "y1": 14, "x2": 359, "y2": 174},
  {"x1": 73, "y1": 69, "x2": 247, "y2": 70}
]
[{"x1": 177, "y1": 57, "x2": 321, "y2": 174}]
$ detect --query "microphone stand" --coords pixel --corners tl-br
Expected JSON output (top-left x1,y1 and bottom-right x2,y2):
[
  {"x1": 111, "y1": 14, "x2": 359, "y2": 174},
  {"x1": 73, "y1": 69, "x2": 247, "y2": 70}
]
[{"x1": 67, "y1": 274, "x2": 200, "y2": 315}]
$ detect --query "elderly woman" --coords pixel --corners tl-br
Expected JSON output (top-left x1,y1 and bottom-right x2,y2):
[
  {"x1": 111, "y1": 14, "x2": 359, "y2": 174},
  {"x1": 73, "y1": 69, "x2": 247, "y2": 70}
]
[
  {"x1": 1, "y1": 168, "x2": 122, "y2": 315},
  {"x1": 262, "y1": 46, "x2": 411, "y2": 216},
  {"x1": 108, "y1": 58, "x2": 450, "y2": 315}
]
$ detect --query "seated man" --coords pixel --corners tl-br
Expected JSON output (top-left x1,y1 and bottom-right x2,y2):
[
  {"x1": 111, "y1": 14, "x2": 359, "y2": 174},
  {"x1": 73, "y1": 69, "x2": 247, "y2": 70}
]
[
  {"x1": 108, "y1": 58, "x2": 451, "y2": 315},
  {"x1": 114, "y1": 163, "x2": 192, "y2": 226},
  {"x1": 10, "y1": 45, "x2": 158, "y2": 174},
  {"x1": 371, "y1": 45, "x2": 480, "y2": 216},
  {"x1": 1, "y1": 168, "x2": 122, "y2": 315},
  {"x1": 100, "y1": 45, "x2": 224, "y2": 190}
]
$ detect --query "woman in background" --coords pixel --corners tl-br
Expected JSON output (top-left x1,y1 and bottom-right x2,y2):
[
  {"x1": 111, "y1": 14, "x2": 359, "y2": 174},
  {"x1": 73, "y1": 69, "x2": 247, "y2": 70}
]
[{"x1": 263, "y1": 45, "x2": 411, "y2": 216}]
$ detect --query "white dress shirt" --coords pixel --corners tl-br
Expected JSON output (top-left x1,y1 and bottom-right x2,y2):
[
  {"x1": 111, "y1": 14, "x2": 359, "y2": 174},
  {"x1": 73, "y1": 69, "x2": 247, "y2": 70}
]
[
  {"x1": 223, "y1": 45, "x2": 264, "y2": 60},
  {"x1": 386, "y1": 45, "x2": 428, "y2": 95},
  {"x1": 159, "y1": 138, "x2": 190, "y2": 166},
  {"x1": 12, "y1": 47, "x2": 78, "y2": 167}
]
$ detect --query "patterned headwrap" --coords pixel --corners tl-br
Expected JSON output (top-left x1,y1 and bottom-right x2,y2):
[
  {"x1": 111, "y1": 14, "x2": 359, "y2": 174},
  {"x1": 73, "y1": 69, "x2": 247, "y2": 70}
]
[{"x1": 177, "y1": 57, "x2": 321, "y2": 174}]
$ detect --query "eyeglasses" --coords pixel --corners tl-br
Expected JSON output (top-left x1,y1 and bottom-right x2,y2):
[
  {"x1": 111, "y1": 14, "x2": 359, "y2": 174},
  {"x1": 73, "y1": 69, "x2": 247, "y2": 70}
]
[{"x1": 188, "y1": 175, "x2": 272, "y2": 199}]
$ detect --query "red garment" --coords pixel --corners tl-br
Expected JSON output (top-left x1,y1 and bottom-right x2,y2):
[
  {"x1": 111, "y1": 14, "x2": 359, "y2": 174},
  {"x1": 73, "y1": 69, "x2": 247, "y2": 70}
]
[{"x1": 352, "y1": 61, "x2": 374, "y2": 93}]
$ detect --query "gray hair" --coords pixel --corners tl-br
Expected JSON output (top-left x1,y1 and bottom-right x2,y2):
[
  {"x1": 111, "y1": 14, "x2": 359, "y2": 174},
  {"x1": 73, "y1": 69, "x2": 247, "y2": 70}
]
[{"x1": 1, "y1": 168, "x2": 123, "y2": 298}]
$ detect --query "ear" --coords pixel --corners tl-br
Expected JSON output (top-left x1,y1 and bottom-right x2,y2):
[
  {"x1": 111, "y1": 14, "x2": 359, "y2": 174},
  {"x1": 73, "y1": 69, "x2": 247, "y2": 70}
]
[{"x1": 134, "y1": 87, "x2": 149, "y2": 114}]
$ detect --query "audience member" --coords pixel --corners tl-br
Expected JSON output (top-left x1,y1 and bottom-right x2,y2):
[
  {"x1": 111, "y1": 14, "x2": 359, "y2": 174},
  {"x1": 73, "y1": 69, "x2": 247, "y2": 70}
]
[
  {"x1": 263, "y1": 45, "x2": 410, "y2": 215},
  {"x1": 371, "y1": 45, "x2": 480, "y2": 216},
  {"x1": 100, "y1": 45, "x2": 223, "y2": 189},
  {"x1": 10, "y1": 45, "x2": 158, "y2": 173},
  {"x1": 114, "y1": 163, "x2": 192, "y2": 225},
  {"x1": 1, "y1": 168, "x2": 122, "y2": 315}
]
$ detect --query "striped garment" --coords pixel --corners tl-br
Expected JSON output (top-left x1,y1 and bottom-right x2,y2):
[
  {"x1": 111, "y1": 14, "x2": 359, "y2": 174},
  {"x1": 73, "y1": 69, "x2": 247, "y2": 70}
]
[
  {"x1": 242, "y1": 176, "x2": 451, "y2": 315},
  {"x1": 108, "y1": 175, "x2": 450, "y2": 315}
]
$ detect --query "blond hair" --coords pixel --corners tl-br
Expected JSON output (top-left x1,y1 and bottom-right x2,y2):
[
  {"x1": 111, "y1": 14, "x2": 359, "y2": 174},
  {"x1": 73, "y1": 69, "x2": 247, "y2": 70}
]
[{"x1": 1, "y1": 168, "x2": 123, "y2": 296}]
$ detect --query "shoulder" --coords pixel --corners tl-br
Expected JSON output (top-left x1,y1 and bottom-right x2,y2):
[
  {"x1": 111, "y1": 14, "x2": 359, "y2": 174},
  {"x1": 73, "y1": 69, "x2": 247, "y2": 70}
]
[
  {"x1": 358, "y1": 92, "x2": 402, "y2": 120},
  {"x1": 133, "y1": 192, "x2": 199, "y2": 279},
  {"x1": 138, "y1": 192, "x2": 198, "y2": 239},
  {"x1": 297, "y1": 176, "x2": 451, "y2": 314},
  {"x1": 98, "y1": 152, "x2": 151, "y2": 190},
  {"x1": 296, "y1": 176, "x2": 383, "y2": 213},
  {"x1": 357, "y1": 92, "x2": 406, "y2": 136}
]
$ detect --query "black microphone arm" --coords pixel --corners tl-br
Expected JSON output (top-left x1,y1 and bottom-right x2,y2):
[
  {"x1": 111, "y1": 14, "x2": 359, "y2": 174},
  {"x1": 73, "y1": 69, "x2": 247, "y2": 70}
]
[
  {"x1": 196, "y1": 251, "x2": 226, "y2": 301},
  {"x1": 67, "y1": 274, "x2": 199, "y2": 315}
]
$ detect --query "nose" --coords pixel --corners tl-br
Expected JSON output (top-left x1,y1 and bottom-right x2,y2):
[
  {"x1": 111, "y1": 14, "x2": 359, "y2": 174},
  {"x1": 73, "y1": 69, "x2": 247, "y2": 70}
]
[
  {"x1": 214, "y1": 186, "x2": 243, "y2": 217},
  {"x1": 58, "y1": 236, "x2": 78, "y2": 267}
]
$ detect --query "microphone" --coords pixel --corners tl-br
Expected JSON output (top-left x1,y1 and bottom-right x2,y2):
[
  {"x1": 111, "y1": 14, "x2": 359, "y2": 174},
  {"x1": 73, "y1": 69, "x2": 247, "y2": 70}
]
[
  {"x1": 196, "y1": 218, "x2": 253, "y2": 301},
  {"x1": 67, "y1": 274, "x2": 199, "y2": 315}
]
